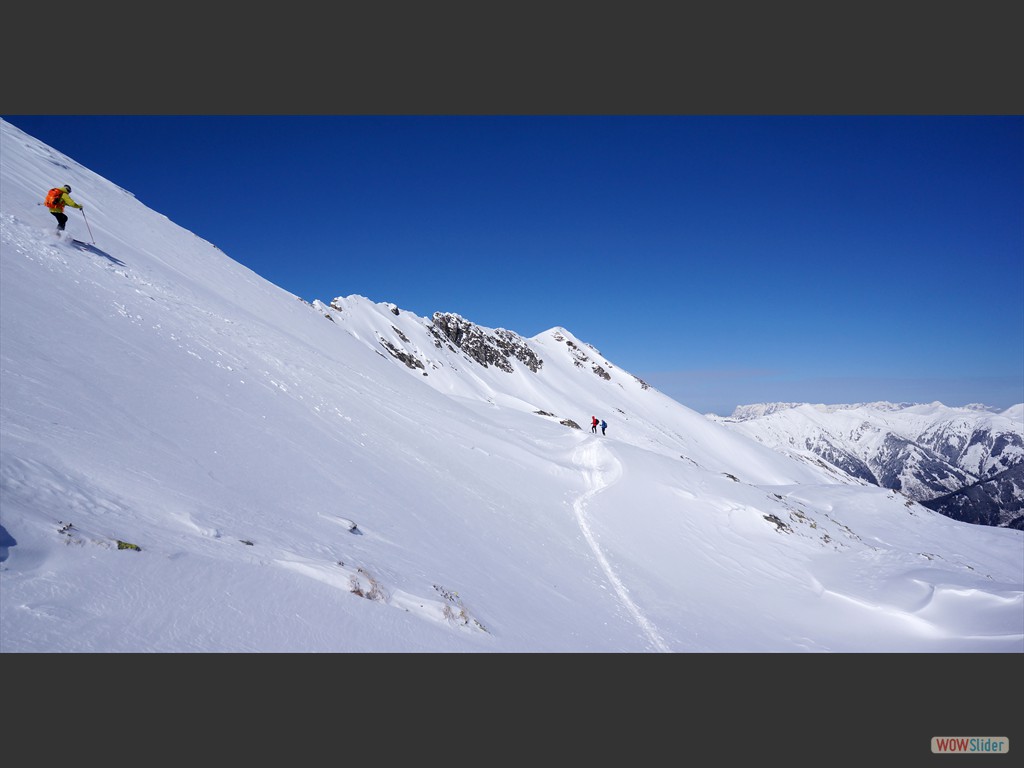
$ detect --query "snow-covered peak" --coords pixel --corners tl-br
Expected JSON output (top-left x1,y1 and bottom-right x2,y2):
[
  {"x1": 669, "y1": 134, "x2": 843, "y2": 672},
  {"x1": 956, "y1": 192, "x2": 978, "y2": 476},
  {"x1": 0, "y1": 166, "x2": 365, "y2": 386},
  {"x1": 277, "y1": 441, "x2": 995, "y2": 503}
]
[
  {"x1": 2, "y1": 117, "x2": 1021, "y2": 654},
  {"x1": 718, "y1": 397, "x2": 1024, "y2": 527}
]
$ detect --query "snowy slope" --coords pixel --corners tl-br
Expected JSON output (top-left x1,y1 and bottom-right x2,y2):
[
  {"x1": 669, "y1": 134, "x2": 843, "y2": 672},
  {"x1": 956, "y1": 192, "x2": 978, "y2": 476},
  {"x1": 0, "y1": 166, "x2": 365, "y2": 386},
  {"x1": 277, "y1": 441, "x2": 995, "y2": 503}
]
[{"x1": 2, "y1": 118, "x2": 1022, "y2": 653}]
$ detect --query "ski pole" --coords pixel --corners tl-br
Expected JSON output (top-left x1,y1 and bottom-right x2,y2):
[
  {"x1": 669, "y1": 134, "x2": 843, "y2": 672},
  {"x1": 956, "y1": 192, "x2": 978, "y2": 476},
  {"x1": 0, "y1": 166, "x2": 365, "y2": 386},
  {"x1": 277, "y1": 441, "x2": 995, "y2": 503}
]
[{"x1": 80, "y1": 208, "x2": 95, "y2": 244}]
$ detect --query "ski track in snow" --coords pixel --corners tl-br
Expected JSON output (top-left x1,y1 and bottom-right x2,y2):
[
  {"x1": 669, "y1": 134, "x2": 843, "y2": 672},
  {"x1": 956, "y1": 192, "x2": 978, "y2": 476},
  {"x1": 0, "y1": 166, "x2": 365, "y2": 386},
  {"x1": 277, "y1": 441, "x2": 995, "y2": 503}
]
[{"x1": 572, "y1": 437, "x2": 671, "y2": 653}]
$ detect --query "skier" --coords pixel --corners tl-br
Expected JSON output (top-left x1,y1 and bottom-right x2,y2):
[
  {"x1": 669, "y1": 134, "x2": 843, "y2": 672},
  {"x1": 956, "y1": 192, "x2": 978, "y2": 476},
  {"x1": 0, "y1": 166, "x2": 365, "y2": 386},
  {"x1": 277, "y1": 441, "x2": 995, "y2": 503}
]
[
  {"x1": 591, "y1": 416, "x2": 599, "y2": 434},
  {"x1": 44, "y1": 185, "x2": 83, "y2": 233},
  {"x1": 600, "y1": 419, "x2": 607, "y2": 436}
]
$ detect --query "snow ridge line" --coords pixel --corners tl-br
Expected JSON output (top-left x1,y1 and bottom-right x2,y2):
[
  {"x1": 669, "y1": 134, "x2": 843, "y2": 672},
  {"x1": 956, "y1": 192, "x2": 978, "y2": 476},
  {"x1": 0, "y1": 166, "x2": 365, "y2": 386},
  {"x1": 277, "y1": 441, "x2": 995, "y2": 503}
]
[{"x1": 572, "y1": 438, "x2": 671, "y2": 653}]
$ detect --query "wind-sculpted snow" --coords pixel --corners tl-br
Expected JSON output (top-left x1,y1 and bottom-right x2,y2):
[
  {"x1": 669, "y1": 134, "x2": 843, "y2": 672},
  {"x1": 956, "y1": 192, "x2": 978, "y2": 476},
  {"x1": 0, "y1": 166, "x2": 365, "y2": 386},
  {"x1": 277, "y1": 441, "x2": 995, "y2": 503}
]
[{"x1": 2, "y1": 118, "x2": 1021, "y2": 653}]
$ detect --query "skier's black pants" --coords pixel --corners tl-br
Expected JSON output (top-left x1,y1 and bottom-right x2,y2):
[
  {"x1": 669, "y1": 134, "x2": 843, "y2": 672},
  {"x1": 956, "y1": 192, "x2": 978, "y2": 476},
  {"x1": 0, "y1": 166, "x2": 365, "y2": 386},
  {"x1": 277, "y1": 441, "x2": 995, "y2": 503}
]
[{"x1": 51, "y1": 210, "x2": 68, "y2": 230}]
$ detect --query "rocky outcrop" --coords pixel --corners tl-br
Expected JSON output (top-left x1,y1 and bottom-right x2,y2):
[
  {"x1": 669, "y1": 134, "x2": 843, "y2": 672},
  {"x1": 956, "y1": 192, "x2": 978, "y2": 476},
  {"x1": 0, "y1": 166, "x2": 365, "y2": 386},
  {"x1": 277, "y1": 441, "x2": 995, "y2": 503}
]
[{"x1": 429, "y1": 312, "x2": 543, "y2": 373}]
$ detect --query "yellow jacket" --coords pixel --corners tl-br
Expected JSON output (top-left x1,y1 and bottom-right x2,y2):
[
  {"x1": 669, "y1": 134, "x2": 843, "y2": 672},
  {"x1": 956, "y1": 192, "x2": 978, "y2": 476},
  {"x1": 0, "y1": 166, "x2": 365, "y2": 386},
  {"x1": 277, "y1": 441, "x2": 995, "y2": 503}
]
[{"x1": 46, "y1": 189, "x2": 82, "y2": 212}]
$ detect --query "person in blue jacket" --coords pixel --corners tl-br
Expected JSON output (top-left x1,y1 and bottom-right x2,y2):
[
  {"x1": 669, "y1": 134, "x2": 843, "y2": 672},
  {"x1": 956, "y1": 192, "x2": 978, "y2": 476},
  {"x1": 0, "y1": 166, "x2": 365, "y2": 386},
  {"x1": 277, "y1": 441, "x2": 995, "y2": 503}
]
[{"x1": 600, "y1": 419, "x2": 607, "y2": 436}]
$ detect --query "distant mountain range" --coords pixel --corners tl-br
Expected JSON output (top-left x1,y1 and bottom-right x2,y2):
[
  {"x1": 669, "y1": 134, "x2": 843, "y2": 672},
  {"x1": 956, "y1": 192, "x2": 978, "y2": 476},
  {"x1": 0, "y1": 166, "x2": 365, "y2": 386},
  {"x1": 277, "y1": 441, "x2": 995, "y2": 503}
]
[
  {"x1": 711, "y1": 402, "x2": 1024, "y2": 529},
  {"x1": 3, "y1": 117, "x2": 1022, "y2": 654}
]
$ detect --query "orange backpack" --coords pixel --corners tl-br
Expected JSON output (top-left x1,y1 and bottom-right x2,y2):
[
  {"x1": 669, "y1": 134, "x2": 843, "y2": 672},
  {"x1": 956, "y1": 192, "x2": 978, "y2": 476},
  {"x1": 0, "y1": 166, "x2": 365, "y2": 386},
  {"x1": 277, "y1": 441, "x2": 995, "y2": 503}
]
[{"x1": 45, "y1": 187, "x2": 65, "y2": 208}]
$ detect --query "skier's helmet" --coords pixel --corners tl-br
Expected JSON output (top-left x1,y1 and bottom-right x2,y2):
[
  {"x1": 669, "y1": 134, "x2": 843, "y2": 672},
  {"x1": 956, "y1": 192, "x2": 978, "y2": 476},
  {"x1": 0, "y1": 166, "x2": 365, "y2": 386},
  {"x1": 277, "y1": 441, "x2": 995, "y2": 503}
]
[{"x1": 63, "y1": 185, "x2": 71, "y2": 192}]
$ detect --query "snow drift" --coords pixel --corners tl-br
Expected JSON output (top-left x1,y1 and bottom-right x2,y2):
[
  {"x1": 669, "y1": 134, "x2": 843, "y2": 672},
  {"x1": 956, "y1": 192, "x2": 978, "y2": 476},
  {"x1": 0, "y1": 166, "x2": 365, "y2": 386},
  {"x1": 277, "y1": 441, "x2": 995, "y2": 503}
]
[{"x1": 1, "y1": 118, "x2": 1021, "y2": 652}]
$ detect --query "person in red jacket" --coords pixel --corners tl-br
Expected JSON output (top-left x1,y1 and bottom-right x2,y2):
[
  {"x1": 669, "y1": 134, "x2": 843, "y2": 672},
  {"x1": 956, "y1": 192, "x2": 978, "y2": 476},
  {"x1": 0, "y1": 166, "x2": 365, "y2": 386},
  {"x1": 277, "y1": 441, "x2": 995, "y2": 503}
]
[
  {"x1": 44, "y1": 184, "x2": 83, "y2": 232},
  {"x1": 591, "y1": 415, "x2": 599, "y2": 434}
]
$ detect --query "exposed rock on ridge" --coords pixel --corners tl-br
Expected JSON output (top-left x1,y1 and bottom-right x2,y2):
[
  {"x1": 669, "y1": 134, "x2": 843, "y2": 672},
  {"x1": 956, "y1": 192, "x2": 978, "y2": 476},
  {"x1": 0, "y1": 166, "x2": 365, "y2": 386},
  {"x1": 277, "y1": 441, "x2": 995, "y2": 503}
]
[{"x1": 430, "y1": 312, "x2": 543, "y2": 373}]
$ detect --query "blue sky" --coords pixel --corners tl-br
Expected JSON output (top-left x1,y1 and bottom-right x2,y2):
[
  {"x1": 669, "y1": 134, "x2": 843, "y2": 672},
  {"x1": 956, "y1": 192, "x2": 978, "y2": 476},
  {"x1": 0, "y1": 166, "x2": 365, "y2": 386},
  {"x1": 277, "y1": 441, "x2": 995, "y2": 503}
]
[{"x1": 5, "y1": 115, "x2": 1022, "y2": 414}]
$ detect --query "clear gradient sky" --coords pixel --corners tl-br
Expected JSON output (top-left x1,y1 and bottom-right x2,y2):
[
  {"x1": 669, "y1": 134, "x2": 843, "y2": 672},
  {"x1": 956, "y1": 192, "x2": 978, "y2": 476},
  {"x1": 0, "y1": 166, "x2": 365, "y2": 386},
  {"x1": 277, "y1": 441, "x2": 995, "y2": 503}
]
[{"x1": 4, "y1": 115, "x2": 1022, "y2": 415}]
